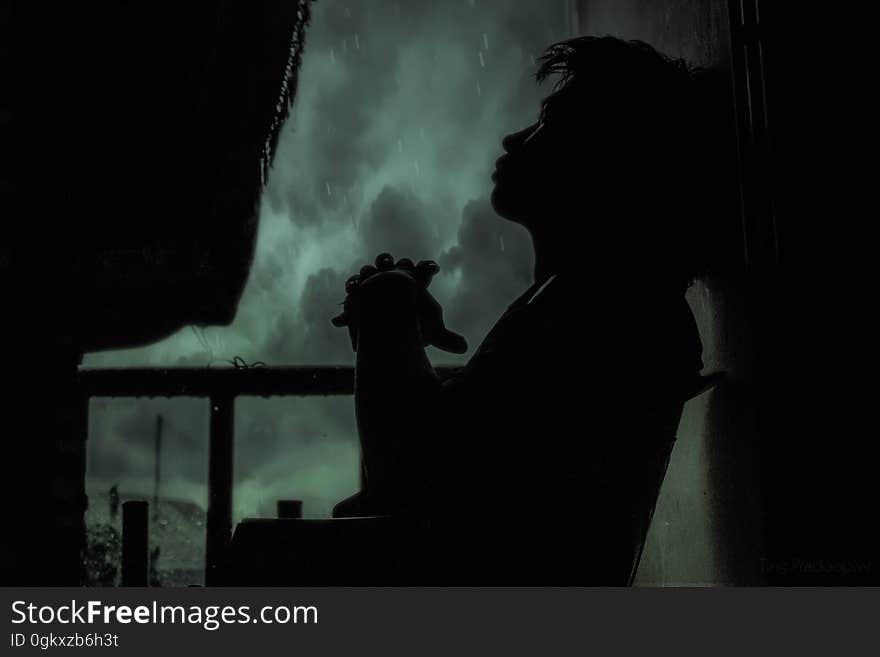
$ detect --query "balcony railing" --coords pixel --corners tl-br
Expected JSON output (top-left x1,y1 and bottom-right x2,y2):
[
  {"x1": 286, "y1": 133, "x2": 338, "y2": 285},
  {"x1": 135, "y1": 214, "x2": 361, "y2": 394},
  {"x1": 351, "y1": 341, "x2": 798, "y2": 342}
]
[{"x1": 79, "y1": 365, "x2": 460, "y2": 584}]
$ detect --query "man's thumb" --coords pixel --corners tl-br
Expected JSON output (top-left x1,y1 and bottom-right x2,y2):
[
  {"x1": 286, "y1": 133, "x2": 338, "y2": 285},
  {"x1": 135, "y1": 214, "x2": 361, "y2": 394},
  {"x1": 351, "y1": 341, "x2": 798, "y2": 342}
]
[{"x1": 430, "y1": 328, "x2": 468, "y2": 354}]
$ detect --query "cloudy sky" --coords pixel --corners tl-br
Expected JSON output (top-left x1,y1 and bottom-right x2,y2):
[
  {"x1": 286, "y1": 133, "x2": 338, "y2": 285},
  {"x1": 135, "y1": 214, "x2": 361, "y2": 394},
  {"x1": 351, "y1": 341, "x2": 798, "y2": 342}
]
[{"x1": 83, "y1": 0, "x2": 575, "y2": 525}]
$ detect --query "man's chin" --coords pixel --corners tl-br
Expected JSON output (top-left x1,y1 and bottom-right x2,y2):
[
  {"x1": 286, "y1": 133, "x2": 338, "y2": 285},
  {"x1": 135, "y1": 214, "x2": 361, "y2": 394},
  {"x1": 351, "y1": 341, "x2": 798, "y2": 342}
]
[{"x1": 490, "y1": 185, "x2": 519, "y2": 223}]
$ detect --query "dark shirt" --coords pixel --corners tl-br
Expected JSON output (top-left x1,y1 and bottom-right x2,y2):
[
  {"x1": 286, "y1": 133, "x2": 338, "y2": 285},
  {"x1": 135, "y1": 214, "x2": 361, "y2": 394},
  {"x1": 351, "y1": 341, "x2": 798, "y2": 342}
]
[{"x1": 428, "y1": 269, "x2": 703, "y2": 583}]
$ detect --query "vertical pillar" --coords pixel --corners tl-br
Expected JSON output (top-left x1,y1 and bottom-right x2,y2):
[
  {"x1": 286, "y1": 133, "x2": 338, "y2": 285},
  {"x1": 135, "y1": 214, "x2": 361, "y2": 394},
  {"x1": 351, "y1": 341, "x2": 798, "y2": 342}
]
[
  {"x1": 277, "y1": 499, "x2": 303, "y2": 519},
  {"x1": 206, "y1": 395, "x2": 235, "y2": 585},
  {"x1": 2, "y1": 349, "x2": 87, "y2": 585},
  {"x1": 152, "y1": 414, "x2": 163, "y2": 522}
]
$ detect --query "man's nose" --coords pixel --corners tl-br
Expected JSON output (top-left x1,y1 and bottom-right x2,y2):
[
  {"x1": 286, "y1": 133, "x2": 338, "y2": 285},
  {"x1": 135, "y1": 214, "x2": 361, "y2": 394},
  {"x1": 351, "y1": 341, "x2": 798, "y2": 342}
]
[{"x1": 502, "y1": 124, "x2": 538, "y2": 153}]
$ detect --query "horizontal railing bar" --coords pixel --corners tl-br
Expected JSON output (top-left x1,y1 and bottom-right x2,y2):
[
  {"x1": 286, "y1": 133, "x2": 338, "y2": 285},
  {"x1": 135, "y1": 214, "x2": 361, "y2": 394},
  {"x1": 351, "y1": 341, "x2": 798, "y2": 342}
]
[{"x1": 79, "y1": 365, "x2": 462, "y2": 398}]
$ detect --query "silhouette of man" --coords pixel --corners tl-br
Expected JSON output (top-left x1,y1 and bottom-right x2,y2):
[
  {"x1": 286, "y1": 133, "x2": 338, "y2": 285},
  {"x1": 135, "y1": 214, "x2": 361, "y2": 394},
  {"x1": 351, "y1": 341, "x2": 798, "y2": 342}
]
[{"x1": 332, "y1": 37, "x2": 706, "y2": 584}]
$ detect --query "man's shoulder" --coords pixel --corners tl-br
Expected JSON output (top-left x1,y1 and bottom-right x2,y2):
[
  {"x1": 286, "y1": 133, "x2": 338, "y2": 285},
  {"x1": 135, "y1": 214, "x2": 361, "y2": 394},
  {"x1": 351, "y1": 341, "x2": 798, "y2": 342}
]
[
  {"x1": 457, "y1": 271, "x2": 702, "y2": 384},
  {"x1": 521, "y1": 271, "x2": 703, "y2": 368}
]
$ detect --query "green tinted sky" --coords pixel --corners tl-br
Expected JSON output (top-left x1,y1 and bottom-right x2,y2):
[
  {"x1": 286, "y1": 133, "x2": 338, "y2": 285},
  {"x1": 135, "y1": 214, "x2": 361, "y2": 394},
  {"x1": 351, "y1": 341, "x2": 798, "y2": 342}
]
[{"x1": 83, "y1": 0, "x2": 572, "y2": 519}]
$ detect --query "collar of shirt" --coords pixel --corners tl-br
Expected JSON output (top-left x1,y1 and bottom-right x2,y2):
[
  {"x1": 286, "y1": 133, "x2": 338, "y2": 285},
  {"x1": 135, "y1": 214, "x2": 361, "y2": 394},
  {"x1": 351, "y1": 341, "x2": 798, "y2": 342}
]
[{"x1": 526, "y1": 274, "x2": 559, "y2": 305}]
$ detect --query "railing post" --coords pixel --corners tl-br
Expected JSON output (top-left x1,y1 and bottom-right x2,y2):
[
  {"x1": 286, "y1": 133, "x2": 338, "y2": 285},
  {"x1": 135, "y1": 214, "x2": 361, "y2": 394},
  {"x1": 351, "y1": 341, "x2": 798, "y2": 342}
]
[
  {"x1": 277, "y1": 499, "x2": 303, "y2": 519},
  {"x1": 206, "y1": 394, "x2": 235, "y2": 585},
  {"x1": 121, "y1": 500, "x2": 149, "y2": 586}
]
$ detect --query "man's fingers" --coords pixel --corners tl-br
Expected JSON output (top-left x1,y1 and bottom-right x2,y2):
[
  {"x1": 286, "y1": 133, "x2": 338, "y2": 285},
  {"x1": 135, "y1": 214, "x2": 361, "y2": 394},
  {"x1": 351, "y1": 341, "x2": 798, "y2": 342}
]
[
  {"x1": 345, "y1": 275, "x2": 361, "y2": 293},
  {"x1": 333, "y1": 255, "x2": 438, "y2": 353},
  {"x1": 416, "y1": 260, "x2": 439, "y2": 277},
  {"x1": 414, "y1": 260, "x2": 440, "y2": 287},
  {"x1": 332, "y1": 306, "x2": 358, "y2": 352},
  {"x1": 375, "y1": 252, "x2": 395, "y2": 271},
  {"x1": 430, "y1": 328, "x2": 468, "y2": 354}
]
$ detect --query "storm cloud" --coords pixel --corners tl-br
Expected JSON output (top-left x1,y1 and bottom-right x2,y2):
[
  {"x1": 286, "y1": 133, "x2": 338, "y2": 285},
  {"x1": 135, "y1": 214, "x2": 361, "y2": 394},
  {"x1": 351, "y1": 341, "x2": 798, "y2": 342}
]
[{"x1": 83, "y1": 0, "x2": 572, "y2": 527}]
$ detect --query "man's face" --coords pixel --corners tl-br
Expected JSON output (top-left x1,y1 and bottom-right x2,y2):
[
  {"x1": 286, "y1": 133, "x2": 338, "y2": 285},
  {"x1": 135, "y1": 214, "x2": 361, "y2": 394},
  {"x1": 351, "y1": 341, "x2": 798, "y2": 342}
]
[{"x1": 490, "y1": 92, "x2": 588, "y2": 228}]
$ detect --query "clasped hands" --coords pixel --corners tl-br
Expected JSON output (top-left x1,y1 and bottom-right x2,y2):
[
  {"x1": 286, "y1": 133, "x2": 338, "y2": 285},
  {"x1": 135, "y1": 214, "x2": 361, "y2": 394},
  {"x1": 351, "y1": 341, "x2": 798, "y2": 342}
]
[{"x1": 331, "y1": 252, "x2": 468, "y2": 354}]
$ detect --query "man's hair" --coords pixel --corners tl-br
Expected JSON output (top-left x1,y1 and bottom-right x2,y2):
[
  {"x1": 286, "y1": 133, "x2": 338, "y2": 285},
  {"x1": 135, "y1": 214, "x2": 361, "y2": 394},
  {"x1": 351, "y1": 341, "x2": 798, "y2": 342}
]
[{"x1": 536, "y1": 36, "x2": 712, "y2": 285}]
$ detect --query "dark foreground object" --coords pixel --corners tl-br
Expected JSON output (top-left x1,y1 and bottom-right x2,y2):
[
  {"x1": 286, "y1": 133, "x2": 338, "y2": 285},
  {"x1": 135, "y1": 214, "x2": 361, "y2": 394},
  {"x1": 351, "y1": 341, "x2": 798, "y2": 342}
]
[
  {"x1": 223, "y1": 517, "x2": 425, "y2": 585},
  {"x1": 222, "y1": 374, "x2": 725, "y2": 586},
  {"x1": 224, "y1": 516, "x2": 617, "y2": 585}
]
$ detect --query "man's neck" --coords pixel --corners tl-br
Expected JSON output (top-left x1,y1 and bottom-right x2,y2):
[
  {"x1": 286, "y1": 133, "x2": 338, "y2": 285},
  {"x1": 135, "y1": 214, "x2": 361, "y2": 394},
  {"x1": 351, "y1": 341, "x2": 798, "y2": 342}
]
[
  {"x1": 530, "y1": 230, "x2": 631, "y2": 290},
  {"x1": 530, "y1": 230, "x2": 566, "y2": 284},
  {"x1": 526, "y1": 215, "x2": 685, "y2": 292}
]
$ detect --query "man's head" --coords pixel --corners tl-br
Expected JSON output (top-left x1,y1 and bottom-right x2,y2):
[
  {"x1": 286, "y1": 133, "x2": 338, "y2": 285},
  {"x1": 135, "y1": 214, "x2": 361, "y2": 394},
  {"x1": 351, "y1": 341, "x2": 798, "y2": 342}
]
[{"x1": 491, "y1": 36, "x2": 704, "y2": 280}]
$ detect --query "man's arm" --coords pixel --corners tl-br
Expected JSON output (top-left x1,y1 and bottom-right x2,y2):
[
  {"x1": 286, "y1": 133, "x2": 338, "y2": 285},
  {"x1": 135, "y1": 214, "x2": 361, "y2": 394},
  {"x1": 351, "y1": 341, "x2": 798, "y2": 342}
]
[
  {"x1": 332, "y1": 262, "x2": 465, "y2": 517},
  {"x1": 355, "y1": 271, "x2": 441, "y2": 512}
]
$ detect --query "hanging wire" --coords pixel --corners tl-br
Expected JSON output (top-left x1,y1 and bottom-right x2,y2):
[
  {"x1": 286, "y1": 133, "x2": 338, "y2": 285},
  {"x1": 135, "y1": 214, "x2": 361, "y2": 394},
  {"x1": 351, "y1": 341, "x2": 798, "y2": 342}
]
[{"x1": 228, "y1": 356, "x2": 268, "y2": 369}]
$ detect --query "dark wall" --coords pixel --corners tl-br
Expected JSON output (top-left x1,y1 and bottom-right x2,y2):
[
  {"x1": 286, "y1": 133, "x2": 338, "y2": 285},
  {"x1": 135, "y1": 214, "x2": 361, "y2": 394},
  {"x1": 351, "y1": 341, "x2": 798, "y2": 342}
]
[
  {"x1": 576, "y1": 0, "x2": 763, "y2": 584},
  {"x1": 576, "y1": 0, "x2": 875, "y2": 585},
  {"x1": 0, "y1": 2, "x2": 311, "y2": 584},
  {"x1": 745, "y1": 4, "x2": 873, "y2": 585},
  {"x1": 3, "y1": 2, "x2": 310, "y2": 353}
]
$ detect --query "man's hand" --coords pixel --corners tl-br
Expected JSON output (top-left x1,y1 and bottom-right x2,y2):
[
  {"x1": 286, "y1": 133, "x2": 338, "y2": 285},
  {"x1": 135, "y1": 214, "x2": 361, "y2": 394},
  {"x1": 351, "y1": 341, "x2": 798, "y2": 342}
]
[{"x1": 331, "y1": 253, "x2": 468, "y2": 354}]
